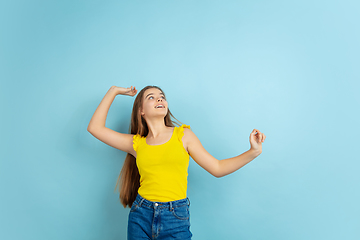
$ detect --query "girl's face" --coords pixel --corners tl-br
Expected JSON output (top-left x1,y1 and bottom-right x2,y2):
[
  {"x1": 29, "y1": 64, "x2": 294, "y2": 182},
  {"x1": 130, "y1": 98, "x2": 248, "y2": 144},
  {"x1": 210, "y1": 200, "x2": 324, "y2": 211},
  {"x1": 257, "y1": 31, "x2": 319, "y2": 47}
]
[{"x1": 141, "y1": 88, "x2": 168, "y2": 119}]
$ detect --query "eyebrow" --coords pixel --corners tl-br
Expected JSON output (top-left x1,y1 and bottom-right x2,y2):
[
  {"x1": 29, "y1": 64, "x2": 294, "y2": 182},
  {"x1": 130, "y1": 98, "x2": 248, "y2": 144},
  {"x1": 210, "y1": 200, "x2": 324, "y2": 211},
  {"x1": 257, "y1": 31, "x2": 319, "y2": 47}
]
[{"x1": 145, "y1": 92, "x2": 165, "y2": 99}]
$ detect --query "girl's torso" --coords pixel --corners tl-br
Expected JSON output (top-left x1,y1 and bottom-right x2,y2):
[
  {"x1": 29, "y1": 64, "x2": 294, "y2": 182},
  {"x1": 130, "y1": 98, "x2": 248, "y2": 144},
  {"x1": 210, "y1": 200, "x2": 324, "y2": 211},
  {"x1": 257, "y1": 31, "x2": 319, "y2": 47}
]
[{"x1": 132, "y1": 124, "x2": 191, "y2": 202}]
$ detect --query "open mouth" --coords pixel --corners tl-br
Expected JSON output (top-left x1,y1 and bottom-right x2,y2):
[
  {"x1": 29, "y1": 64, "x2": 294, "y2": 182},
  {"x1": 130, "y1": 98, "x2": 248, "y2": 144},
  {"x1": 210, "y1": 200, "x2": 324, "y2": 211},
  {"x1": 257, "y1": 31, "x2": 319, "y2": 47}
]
[{"x1": 155, "y1": 105, "x2": 165, "y2": 109}]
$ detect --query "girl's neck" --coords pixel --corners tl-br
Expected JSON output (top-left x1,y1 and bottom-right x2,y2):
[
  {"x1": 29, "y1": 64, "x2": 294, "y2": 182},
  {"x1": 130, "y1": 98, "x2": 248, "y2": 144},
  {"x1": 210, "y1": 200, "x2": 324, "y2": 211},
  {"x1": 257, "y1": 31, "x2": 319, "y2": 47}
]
[{"x1": 146, "y1": 119, "x2": 171, "y2": 139}]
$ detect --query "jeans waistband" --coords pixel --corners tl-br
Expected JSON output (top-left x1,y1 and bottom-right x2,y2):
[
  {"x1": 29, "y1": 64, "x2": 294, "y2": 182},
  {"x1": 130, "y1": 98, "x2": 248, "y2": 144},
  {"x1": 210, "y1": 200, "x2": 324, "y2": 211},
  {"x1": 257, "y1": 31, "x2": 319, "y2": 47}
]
[{"x1": 134, "y1": 193, "x2": 190, "y2": 209}]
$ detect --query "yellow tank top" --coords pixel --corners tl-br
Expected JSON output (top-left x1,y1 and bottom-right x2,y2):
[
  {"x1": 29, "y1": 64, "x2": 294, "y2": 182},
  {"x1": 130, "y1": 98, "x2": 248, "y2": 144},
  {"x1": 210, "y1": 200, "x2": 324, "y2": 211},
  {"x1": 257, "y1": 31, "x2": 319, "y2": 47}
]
[{"x1": 132, "y1": 124, "x2": 191, "y2": 202}]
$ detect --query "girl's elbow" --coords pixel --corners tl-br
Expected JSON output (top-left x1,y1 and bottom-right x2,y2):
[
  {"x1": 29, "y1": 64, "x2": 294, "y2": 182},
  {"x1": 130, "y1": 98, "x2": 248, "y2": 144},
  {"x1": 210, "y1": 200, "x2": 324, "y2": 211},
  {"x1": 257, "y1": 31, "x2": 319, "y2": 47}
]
[
  {"x1": 214, "y1": 160, "x2": 223, "y2": 178},
  {"x1": 212, "y1": 168, "x2": 223, "y2": 178},
  {"x1": 214, "y1": 173, "x2": 222, "y2": 178}
]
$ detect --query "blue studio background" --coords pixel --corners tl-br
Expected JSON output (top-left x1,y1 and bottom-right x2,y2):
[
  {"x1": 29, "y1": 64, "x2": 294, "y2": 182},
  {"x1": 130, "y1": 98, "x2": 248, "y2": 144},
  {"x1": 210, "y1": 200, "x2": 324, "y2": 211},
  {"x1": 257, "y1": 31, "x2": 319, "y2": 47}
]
[{"x1": 1, "y1": 0, "x2": 359, "y2": 239}]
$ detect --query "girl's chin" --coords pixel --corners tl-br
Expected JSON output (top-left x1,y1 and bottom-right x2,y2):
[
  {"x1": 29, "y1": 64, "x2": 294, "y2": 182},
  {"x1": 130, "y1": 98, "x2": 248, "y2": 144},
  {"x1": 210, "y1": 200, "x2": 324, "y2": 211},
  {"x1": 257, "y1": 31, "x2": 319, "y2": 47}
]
[{"x1": 147, "y1": 113, "x2": 167, "y2": 118}]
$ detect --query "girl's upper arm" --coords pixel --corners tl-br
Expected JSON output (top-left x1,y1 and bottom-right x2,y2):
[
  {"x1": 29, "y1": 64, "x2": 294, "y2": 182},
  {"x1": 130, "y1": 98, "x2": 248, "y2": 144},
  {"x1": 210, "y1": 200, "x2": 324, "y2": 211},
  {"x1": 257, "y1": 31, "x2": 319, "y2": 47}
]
[
  {"x1": 88, "y1": 127, "x2": 137, "y2": 157},
  {"x1": 184, "y1": 128, "x2": 220, "y2": 177}
]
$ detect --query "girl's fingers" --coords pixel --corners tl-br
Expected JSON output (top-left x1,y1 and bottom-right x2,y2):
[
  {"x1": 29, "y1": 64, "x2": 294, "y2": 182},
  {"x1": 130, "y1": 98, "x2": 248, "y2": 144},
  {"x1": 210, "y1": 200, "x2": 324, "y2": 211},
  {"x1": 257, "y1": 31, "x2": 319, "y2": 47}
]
[
  {"x1": 252, "y1": 129, "x2": 265, "y2": 142},
  {"x1": 251, "y1": 129, "x2": 266, "y2": 142}
]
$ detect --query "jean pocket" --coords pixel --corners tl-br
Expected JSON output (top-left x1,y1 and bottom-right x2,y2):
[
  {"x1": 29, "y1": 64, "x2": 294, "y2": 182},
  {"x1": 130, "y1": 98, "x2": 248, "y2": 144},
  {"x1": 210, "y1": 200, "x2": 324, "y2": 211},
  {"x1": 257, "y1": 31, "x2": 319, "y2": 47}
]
[
  {"x1": 171, "y1": 205, "x2": 189, "y2": 220},
  {"x1": 130, "y1": 202, "x2": 139, "y2": 213}
]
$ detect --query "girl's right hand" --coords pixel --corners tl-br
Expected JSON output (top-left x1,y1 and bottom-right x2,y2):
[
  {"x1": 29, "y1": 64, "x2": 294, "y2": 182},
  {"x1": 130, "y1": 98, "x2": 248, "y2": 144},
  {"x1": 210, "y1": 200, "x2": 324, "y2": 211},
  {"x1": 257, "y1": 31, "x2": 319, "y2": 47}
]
[{"x1": 110, "y1": 86, "x2": 138, "y2": 96}]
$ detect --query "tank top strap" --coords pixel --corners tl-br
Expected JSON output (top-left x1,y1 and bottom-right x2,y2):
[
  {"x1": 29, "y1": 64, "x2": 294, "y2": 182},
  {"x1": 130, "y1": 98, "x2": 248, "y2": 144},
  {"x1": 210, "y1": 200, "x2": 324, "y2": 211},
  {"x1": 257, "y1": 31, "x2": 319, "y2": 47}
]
[
  {"x1": 133, "y1": 134, "x2": 142, "y2": 152},
  {"x1": 176, "y1": 124, "x2": 191, "y2": 142}
]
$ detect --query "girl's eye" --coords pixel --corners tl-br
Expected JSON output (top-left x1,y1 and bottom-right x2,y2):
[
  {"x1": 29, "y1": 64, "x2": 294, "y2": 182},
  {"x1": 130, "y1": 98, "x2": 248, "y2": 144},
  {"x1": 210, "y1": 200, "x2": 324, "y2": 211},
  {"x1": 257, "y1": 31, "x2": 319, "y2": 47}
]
[{"x1": 148, "y1": 96, "x2": 165, "y2": 100}]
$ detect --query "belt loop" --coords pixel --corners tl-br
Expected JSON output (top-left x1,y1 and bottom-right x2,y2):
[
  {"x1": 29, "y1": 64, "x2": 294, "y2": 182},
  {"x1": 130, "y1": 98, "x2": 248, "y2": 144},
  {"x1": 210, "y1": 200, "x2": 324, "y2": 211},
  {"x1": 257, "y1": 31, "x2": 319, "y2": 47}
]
[
  {"x1": 169, "y1": 201, "x2": 172, "y2": 211},
  {"x1": 187, "y1": 197, "x2": 190, "y2": 206},
  {"x1": 139, "y1": 198, "x2": 145, "y2": 207}
]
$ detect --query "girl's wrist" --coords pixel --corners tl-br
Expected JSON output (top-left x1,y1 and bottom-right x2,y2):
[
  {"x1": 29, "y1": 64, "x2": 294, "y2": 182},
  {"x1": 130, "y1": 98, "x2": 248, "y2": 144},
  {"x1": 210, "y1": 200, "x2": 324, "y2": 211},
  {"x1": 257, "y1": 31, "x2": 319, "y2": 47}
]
[
  {"x1": 249, "y1": 148, "x2": 261, "y2": 157},
  {"x1": 108, "y1": 86, "x2": 123, "y2": 95}
]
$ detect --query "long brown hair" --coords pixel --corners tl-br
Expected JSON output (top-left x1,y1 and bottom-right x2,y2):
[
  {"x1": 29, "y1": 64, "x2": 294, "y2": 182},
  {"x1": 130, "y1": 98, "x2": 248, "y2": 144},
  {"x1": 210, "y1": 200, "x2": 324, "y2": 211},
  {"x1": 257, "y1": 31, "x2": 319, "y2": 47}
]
[{"x1": 114, "y1": 85, "x2": 183, "y2": 208}]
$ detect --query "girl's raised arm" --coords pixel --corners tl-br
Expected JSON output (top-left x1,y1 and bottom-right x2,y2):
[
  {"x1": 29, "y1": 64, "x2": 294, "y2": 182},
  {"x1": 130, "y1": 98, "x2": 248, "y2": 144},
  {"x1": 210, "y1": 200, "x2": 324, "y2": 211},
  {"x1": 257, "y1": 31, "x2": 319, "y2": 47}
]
[
  {"x1": 184, "y1": 128, "x2": 265, "y2": 178},
  {"x1": 87, "y1": 86, "x2": 138, "y2": 157}
]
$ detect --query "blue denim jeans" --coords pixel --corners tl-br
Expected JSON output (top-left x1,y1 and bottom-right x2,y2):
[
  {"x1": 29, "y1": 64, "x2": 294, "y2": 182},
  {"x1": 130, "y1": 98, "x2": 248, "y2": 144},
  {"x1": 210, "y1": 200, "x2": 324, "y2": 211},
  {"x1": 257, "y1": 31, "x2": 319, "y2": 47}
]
[{"x1": 127, "y1": 193, "x2": 192, "y2": 240}]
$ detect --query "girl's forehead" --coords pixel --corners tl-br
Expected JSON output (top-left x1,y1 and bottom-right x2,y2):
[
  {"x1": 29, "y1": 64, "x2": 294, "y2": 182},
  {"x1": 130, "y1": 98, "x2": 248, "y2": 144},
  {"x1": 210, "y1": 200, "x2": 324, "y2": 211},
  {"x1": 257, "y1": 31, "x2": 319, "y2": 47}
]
[{"x1": 144, "y1": 88, "x2": 163, "y2": 97}]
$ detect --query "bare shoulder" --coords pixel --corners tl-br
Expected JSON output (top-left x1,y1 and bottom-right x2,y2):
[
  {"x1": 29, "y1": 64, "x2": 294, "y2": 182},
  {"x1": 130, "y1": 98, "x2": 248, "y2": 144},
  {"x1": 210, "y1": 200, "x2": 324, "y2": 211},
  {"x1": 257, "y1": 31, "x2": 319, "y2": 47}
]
[
  {"x1": 182, "y1": 127, "x2": 194, "y2": 137},
  {"x1": 182, "y1": 127, "x2": 199, "y2": 152}
]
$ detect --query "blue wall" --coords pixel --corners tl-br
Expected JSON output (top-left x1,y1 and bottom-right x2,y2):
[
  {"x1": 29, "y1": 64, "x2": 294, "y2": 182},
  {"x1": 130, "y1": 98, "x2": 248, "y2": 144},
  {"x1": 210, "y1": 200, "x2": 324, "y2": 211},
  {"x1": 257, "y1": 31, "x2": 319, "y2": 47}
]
[{"x1": 1, "y1": 0, "x2": 359, "y2": 239}]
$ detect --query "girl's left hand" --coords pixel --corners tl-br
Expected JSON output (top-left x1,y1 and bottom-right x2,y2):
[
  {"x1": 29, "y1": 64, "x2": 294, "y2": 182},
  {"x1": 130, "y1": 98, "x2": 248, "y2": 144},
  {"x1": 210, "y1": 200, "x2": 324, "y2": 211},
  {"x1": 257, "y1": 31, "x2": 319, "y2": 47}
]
[{"x1": 249, "y1": 129, "x2": 266, "y2": 154}]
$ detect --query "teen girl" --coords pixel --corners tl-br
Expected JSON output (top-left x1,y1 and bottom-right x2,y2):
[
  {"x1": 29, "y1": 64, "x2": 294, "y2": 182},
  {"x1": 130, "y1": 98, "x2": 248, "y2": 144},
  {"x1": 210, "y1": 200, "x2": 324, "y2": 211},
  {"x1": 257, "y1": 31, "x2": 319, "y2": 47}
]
[{"x1": 87, "y1": 85, "x2": 266, "y2": 240}]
